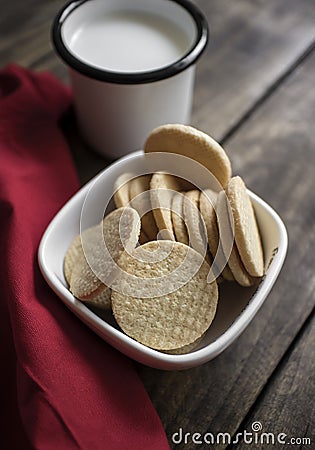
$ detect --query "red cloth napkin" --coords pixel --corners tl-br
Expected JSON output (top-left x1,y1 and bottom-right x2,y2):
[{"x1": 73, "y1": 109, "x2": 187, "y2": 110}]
[{"x1": 0, "y1": 64, "x2": 169, "y2": 450}]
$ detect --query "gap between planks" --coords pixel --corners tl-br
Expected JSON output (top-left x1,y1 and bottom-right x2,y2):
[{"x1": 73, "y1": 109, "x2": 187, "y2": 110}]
[
  {"x1": 217, "y1": 38, "x2": 315, "y2": 449},
  {"x1": 220, "y1": 38, "x2": 315, "y2": 146},
  {"x1": 225, "y1": 304, "x2": 315, "y2": 449}
]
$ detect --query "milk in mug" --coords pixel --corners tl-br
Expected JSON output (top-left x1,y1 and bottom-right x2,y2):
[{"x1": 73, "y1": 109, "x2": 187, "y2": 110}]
[
  {"x1": 68, "y1": 11, "x2": 192, "y2": 73},
  {"x1": 53, "y1": 0, "x2": 208, "y2": 157}
]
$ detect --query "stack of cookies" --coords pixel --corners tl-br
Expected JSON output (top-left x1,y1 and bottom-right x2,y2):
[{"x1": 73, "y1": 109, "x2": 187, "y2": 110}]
[{"x1": 64, "y1": 124, "x2": 264, "y2": 353}]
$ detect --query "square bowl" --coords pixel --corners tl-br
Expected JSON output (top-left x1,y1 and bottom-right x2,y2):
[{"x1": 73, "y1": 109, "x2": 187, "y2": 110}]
[{"x1": 38, "y1": 150, "x2": 287, "y2": 370}]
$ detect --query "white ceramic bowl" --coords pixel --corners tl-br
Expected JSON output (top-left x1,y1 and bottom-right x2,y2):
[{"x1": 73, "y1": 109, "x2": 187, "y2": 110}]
[{"x1": 38, "y1": 151, "x2": 287, "y2": 370}]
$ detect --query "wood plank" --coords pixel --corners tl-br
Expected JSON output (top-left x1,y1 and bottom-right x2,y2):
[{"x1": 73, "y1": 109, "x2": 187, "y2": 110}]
[
  {"x1": 0, "y1": 0, "x2": 67, "y2": 78},
  {"x1": 1, "y1": 2, "x2": 315, "y2": 444},
  {"x1": 138, "y1": 46, "x2": 315, "y2": 449},
  {"x1": 232, "y1": 312, "x2": 315, "y2": 449},
  {"x1": 1, "y1": 0, "x2": 315, "y2": 142},
  {"x1": 193, "y1": 0, "x2": 315, "y2": 140}
]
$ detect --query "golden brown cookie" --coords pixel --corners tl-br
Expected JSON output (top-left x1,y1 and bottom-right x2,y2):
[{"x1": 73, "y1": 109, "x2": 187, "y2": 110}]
[
  {"x1": 183, "y1": 190, "x2": 207, "y2": 256},
  {"x1": 150, "y1": 172, "x2": 183, "y2": 240},
  {"x1": 144, "y1": 124, "x2": 232, "y2": 188},
  {"x1": 112, "y1": 240, "x2": 218, "y2": 351},
  {"x1": 113, "y1": 173, "x2": 133, "y2": 208},
  {"x1": 216, "y1": 191, "x2": 254, "y2": 286},
  {"x1": 199, "y1": 189, "x2": 219, "y2": 257},
  {"x1": 226, "y1": 176, "x2": 264, "y2": 277},
  {"x1": 66, "y1": 225, "x2": 106, "y2": 300},
  {"x1": 129, "y1": 175, "x2": 158, "y2": 241},
  {"x1": 85, "y1": 288, "x2": 112, "y2": 310},
  {"x1": 171, "y1": 191, "x2": 189, "y2": 245},
  {"x1": 66, "y1": 207, "x2": 141, "y2": 300},
  {"x1": 163, "y1": 333, "x2": 205, "y2": 355},
  {"x1": 199, "y1": 189, "x2": 234, "y2": 281},
  {"x1": 64, "y1": 234, "x2": 82, "y2": 285}
]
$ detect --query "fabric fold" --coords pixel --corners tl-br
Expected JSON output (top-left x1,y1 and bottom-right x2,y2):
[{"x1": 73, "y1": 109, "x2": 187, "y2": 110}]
[{"x1": 0, "y1": 64, "x2": 169, "y2": 450}]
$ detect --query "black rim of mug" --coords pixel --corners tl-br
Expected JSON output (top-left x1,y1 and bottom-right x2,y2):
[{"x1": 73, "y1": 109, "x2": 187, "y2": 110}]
[{"x1": 51, "y1": 0, "x2": 209, "y2": 84}]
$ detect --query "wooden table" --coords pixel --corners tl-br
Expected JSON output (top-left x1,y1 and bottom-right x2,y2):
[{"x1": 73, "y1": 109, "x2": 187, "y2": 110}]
[{"x1": 2, "y1": 1, "x2": 314, "y2": 448}]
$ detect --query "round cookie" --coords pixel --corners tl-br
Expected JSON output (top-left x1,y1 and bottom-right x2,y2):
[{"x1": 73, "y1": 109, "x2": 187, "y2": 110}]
[
  {"x1": 129, "y1": 175, "x2": 158, "y2": 241},
  {"x1": 164, "y1": 333, "x2": 205, "y2": 355},
  {"x1": 68, "y1": 207, "x2": 140, "y2": 300},
  {"x1": 183, "y1": 190, "x2": 207, "y2": 257},
  {"x1": 199, "y1": 189, "x2": 219, "y2": 258},
  {"x1": 64, "y1": 233, "x2": 82, "y2": 285},
  {"x1": 216, "y1": 191, "x2": 253, "y2": 287},
  {"x1": 85, "y1": 288, "x2": 112, "y2": 310},
  {"x1": 144, "y1": 124, "x2": 232, "y2": 188},
  {"x1": 113, "y1": 173, "x2": 133, "y2": 208},
  {"x1": 114, "y1": 173, "x2": 148, "y2": 244},
  {"x1": 150, "y1": 172, "x2": 183, "y2": 240},
  {"x1": 64, "y1": 235, "x2": 112, "y2": 309},
  {"x1": 66, "y1": 225, "x2": 107, "y2": 300},
  {"x1": 112, "y1": 241, "x2": 218, "y2": 351},
  {"x1": 226, "y1": 176, "x2": 264, "y2": 277},
  {"x1": 199, "y1": 189, "x2": 234, "y2": 281},
  {"x1": 171, "y1": 191, "x2": 189, "y2": 245}
]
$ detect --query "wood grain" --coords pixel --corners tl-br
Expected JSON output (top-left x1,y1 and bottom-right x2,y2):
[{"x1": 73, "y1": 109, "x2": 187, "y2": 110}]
[
  {"x1": 233, "y1": 312, "x2": 315, "y2": 449},
  {"x1": 1, "y1": 1, "x2": 315, "y2": 448},
  {"x1": 0, "y1": 0, "x2": 67, "y2": 79},
  {"x1": 1, "y1": 0, "x2": 315, "y2": 182},
  {"x1": 193, "y1": 0, "x2": 315, "y2": 140},
  {"x1": 138, "y1": 42, "x2": 315, "y2": 450},
  {"x1": 1, "y1": 1, "x2": 315, "y2": 163}
]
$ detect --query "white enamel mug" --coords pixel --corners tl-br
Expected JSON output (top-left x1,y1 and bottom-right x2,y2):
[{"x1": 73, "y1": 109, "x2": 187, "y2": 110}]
[{"x1": 52, "y1": 0, "x2": 208, "y2": 159}]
